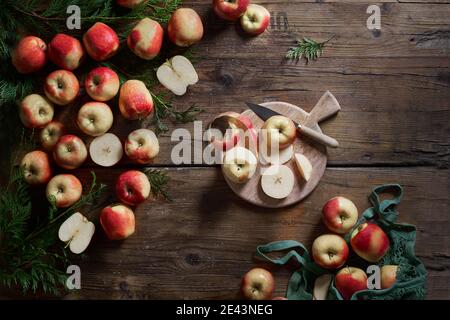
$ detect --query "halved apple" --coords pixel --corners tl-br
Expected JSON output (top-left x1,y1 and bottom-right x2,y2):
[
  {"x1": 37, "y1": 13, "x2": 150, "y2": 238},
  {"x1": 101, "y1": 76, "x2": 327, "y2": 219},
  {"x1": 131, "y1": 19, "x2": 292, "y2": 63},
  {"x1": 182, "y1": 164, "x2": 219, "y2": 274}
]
[
  {"x1": 89, "y1": 133, "x2": 123, "y2": 167},
  {"x1": 58, "y1": 212, "x2": 95, "y2": 254},
  {"x1": 261, "y1": 164, "x2": 295, "y2": 199},
  {"x1": 156, "y1": 55, "x2": 198, "y2": 96},
  {"x1": 313, "y1": 274, "x2": 333, "y2": 300}
]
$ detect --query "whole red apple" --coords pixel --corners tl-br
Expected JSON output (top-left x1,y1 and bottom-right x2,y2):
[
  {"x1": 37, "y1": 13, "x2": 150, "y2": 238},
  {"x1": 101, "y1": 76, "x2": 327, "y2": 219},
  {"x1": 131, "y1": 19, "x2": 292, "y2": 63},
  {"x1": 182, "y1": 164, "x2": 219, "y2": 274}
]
[
  {"x1": 20, "y1": 150, "x2": 52, "y2": 185},
  {"x1": 83, "y1": 22, "x2": 119, "y2": 61},
  {"x1": 381, "y1": 265, "x2": 398, "y2": 289},
  {"x1": 85, "y1": 66, "x2": 120, "y2": 102},
  {"x1": 40, "y1": 121, "x2": 65, "y2": 151},
  {"x1": 44, "y1": 70, "x2": 80, "y2": 106},
  {"x1": 48, "y1": 33, "x2": 84, "y2": 70},
  {"x1": 19, "y1": 94, "x2": 54, "y2": 129},
  {"x1": 312, "y1": 234, "x2": 349, "y2": 269},
  {"x1": 100, "y1": 204, "x2": 135, "y2": 240},
  {"x1": 322, "y1": 196, "x2": 358, "y2": 234},
  {"x1": 53, "y1": 135, "x2": 87, "y2": 170},
  {"x1": 213, "y1": 0, "x2": 250, "y2": 21},
  {"x1": 240, "y1": 4, "x2": 270, "y2": 36},
  {"x1": 46, "y1": 174, "x2": 83, "y2": 208},
  {"x1": 127, "y1": 18, "x2": 163, "y2": 60},
  {"x1": 12, "y1": 36, "x2": 47, "y2": 74},
  {"x1": 116, "y1": 170, "x2": 151, "y2": 206},
  {"x1": 350, "y1": 223, "x2": 390, "y2": 263},
  {"x1": 168, "y1": 8, "x2": 204, "y2": 47},
  {"x1": 119, "y1": 80, "x2": 153, "y2": 120},
  {"x1": 241, "y1": 267, "x2": 275, "y2": 300},
  {"x1": 335, "y1": 267, "x2": 368, "y2": 300}
]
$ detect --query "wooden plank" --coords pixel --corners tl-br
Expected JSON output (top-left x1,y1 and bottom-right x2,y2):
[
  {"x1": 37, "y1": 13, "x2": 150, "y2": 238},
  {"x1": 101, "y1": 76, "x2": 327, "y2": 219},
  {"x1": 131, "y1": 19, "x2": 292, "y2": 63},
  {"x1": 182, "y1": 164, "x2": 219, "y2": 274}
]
[{"x1": 19, "y1": 166, "x2": 444, "y2": 300}]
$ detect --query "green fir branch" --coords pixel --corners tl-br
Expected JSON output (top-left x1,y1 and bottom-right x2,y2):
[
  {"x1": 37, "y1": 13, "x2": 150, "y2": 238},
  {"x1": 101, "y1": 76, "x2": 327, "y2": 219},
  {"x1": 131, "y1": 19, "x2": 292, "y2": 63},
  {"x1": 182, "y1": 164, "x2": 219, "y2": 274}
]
[
  {"x1": 144, "y1": 169, "x2": 171, "y2": 201},
  {"x1": 285, "y1": 36, "x2": 335, "y2": 63}
]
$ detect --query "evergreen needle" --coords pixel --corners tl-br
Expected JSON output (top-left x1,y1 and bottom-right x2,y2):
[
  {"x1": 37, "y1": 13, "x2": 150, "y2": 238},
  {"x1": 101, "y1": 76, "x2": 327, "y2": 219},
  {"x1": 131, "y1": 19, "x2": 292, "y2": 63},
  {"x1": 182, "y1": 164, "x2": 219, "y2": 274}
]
[{"x1": 285, "y1": 36, "x2": 335, "y2": 63}]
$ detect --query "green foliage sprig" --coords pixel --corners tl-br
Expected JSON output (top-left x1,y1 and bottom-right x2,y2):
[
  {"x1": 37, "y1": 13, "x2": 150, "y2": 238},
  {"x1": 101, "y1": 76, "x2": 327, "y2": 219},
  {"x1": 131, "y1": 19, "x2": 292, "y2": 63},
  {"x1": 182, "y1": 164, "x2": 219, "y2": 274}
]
[
  {"x1": 144, "y1": 169, "x2": 171, "y2": 201},
  {"x1": 285, "y1": 36, "x2": 335, "y2": 63}
]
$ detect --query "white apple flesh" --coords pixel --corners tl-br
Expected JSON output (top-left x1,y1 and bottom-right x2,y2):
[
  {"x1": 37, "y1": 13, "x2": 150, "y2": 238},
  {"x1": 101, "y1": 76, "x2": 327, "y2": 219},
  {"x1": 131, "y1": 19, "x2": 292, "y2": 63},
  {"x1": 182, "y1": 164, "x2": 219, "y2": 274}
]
[
  {"x1": 157, "y1": 55, "x2": 198, "y2": 96},
  {"x1": 260, "y1": 164, "x2": 295, "y2": 199},
  {"x1": 89, "y1": 133, "x2": 123, "y2": 167},
  {"x1": 313, "y1": 274, "x2": 333, "y2": 300},
  {"x1": 58, "y1": 212, "x2": 95, "y2": 254},
  {"x1": 294, "y1": 153, "x2": 313, "y2": 181}
]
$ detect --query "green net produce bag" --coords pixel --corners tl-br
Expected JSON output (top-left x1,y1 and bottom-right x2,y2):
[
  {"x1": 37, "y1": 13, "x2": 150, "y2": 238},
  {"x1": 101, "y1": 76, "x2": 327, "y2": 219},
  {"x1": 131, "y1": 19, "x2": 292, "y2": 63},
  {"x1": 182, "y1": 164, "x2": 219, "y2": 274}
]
[{"x1": 255, "y1": 184, "x2": 427, "y2": 300}]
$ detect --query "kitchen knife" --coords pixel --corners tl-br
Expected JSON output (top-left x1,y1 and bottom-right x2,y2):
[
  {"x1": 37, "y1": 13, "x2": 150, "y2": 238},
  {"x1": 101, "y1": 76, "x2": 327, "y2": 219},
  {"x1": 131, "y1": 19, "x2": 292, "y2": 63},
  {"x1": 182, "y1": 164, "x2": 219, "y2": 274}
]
[{"x1": 246, "y1": 102, "x2": 339, "y2": 148}]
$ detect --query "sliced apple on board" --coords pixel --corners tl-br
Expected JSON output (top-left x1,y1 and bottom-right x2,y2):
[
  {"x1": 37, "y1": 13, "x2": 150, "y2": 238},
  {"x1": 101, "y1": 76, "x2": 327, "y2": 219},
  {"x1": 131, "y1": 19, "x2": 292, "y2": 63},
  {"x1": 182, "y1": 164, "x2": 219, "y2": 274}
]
[
  {"x1": 260, "y1": 144, "x2": 294, "y2": 165},
  {"x1": 294, "y1": 153, "x2": 313, "y2": 182},
  {"x1": 89, "y1": 133, "x2": 123, "y2": 167},
  {"x1": 261, "y1": 164, "x2": 295, "y2": 199},
  {"x1": 313, "y1": 274, "x2": 333, "y2": 300},
  {"x1": 157, "y1": 55, "x2": 198, "y2": 96},
  {"x1": 58, "y1": 212, "x2": 95, "y2": 254}
]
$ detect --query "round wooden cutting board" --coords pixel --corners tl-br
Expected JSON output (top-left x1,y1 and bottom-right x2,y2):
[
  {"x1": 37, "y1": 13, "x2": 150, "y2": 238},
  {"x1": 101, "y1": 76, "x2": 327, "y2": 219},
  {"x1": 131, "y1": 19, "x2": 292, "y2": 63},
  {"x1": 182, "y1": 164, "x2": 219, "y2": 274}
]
[{"x1": 223, "y1": 101, "x2": 328, "y2": 208}]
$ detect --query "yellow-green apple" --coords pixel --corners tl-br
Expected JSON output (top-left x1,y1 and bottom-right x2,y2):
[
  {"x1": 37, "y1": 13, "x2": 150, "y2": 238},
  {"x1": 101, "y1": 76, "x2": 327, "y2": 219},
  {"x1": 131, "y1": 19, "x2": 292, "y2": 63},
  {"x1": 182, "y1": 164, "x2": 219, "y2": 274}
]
[
  {"x1": 44, "y1": 70, "x2": 79, "y2": 105},
  {"x1": 240, "y1": 4, "x2": 270, "y2": 36},
  {"x1": 241, "y1": 268, "x2": 275, "y2": 300},
  {"x1": 89, "y1": 133, "x2": 123, "y2": 167},
  {"x1": 59, "y1": 212, "x2": 95, "y2": 254},
  {"x1": 124, "y1": 128, "x2": 159, "y2": 164},
  {"x1": 167, "y1": 8, "x2": 204, "y2": 47},
  {"x1": 294, "y1": 153, "x2": 312, "y2": 181},
  {"x1": 100, "y1": 204, "x2": 135, "y2": 240},
  {"x1": 213, "y1": 0, "x2": 250, "y2": 21},
  {"x1": 381, "y1": 265, "x2": 398, "y2": 289},
  {"x1": 48, "y1": 33, "x2": 84, "y2": 70},
  {"x1": 85, "y1": 66, "x2": 120, "y2": 101},
  {"x1": 222, "y1": 147, "x2": 257, "y2": 184},
  {"x1": 12, "y1": 36, "x2": 47, "y2": 74},
  {"x1": 20, "y1": 150, "x2": 52, "y2": 185},
  {"x1": 322, "y1": 196, "x2": 358, "y2": 234},
  {"x1": 312, "y1": 234, "x2": 349, "y2": 269},
  {"x1": 116, "y1": 170, "x2": 151, "y2": 206},
  {"x1": 335, "y1": 267, "x2": 368, "y2": 300},
  {"x1": 40, "y1": 121, "x2": 65, "y2": 151},
  {"x1": 262, "y1": 115, "x2": 296, "y2": 150},
  {"x1": 260, "y1": 164, "x2": 295, "y2": 199},
  {"x1": 116, "y1": 0, "x2": 147, "y2": 8},
  {"x1": 156, "y1": 55, "x2": 198, "y2": 96},
  {"x1": 127, "y1": 18, "x2": 163, "y2": 60},
  {"x1": 83, "y1": 22, "x2": 119, "y2": 61},
  {"x1": 46, "y1": 174, "x2": 82, "y2": 208},
  {"x1": 350, "y1": 223, "x2": 390, "y2": 263},
  {"x1": 77, "y1": 102, "x2": 114, "y2": 137},
  {"x1": 19, "y1": 94, "x2": 54, "y2": 129},
  {"x1": 53, "y1": 135, "x2": 87, "y2": 170},
  {"x1": 119, "y1": 80, "x2": 153, "y2": 120}
]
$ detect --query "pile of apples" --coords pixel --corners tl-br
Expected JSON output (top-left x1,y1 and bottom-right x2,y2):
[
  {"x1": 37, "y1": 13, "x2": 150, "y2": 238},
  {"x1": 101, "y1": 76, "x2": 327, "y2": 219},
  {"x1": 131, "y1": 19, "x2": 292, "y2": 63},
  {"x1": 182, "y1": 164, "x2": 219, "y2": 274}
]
[
  {"x1": 240, "y1": 197, "x2": 398, "y2": 300},
  {"x1": 12, "y1": 1, "x2": 210, "y2": 254}
]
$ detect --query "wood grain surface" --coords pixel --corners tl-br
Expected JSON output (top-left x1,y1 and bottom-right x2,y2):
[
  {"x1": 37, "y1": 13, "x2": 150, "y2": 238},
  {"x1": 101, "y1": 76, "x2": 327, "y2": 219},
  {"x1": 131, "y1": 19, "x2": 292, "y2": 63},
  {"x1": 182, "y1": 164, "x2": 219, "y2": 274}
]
[{"x1": 1, "y1": 0, "x2": 449, "y2": 299}]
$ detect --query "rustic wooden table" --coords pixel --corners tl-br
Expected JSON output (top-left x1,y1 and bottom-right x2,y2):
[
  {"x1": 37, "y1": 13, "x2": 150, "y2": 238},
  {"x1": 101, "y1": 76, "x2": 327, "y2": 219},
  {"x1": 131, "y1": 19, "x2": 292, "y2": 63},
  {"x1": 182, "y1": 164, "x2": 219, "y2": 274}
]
[{"x1": 5, "y1": 0, "x2": 450, "y2": 300}]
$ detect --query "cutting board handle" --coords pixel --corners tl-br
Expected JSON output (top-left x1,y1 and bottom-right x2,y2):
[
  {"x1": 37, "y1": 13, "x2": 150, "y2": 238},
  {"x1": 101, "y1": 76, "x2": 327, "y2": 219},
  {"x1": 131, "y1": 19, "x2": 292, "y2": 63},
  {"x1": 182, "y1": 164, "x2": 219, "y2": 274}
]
[{"x1": 308, "y1": 91, "x2": 341, "y2": 124}]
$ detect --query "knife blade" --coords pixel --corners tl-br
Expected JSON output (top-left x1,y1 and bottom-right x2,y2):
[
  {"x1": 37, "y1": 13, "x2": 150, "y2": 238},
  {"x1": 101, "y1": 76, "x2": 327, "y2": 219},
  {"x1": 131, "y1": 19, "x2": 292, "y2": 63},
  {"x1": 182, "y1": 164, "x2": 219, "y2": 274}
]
[{"x1": 246, "y1": 102, "x2": 339, "y2": 148}]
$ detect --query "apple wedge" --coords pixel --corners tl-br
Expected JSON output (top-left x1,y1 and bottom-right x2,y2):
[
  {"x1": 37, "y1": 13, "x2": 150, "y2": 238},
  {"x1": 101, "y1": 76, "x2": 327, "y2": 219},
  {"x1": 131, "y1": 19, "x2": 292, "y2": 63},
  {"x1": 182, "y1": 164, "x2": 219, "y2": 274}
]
[
  {"x1": 89, "y1": 133, "x2": 123, "y2": 167},
  {"x1": 58, "y1": 212, "x2": 95, "y2": 254},
  {"x1": 294, "y1": 153, "x2": 313, "y2": 182},
  {"x1": 260, "y1": 144, "x2": 294, "y2": 165},
  {"x1": 261, "y1": 164, "x2": 295, "y2": 199},
  {"x1": 313, "y1": 274, "x2": 333, "y2": 300},
  {"x1": 156, "y1": 55, "x2": 198, "y2": 96}
]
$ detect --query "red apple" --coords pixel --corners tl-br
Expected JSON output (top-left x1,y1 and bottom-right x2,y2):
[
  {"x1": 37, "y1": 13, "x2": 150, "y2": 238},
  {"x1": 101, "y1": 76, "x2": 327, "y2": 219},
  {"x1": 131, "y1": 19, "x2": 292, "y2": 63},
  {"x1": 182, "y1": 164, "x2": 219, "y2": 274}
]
[
  {"x1": 168, "y1": 8, "x2": 204, "y2": 47},
  {"x1": 46, "y1": 174, "x2": 82, "y2": 208},
  {"x1": 83, "y1": 22, "x2": 119, "y2": 61},
  {"x1": 48, "y1": 33, "x2": 84, "y2": 70},
  {"x1": 335, "y1": 267, "x2": 368, "y2": 300},
  {"x1": 213, "y1": 0, "x2": 250, "y2": 21},
  {"x1": 241, "y1": 268, "x2": 275, "y2": 300},
  {"x1": 85, "y1": 67, "x2": 120, "y2": 102},
  {"x1": 44, "y1": 70, "x2": 79, "y2": 106},
  {"x1": 19, "y1": 94, "x2": 54, "y2": 129},
  {"x1": 40, "y1": 121, "x2": 65, "y2": 151},
  {"x1": 53, "y1": 135, "x2": 87, "y2": 170},
  {"x1": 119, "y1": 80, "x2": 153, "y2": 120},
  {"x1": 124, "y1": 128, "x2": 159, "y2": 164},
  {"x1": 12, "y1": 36, "x2": 47, "y2": 74},
  {"x1": 20, "y1": 150, "x2": 52, "y2": 185},
  {"x1": 116, "y1": 0, "x2": 147, "y2": 8},
  {"x1": 312, "y1": 234, "x2": 349, "y2": 269},
  {"x1": 100, "y1": 204, "x2": 135, "y2": 240},
  {"x1": 127, "y1": 18, "x2": 163, "y2": 60},
  {"x1": 322, "y1": 196, "x2": 359, "y2": 234},
  {"x1": 262, "y1": 115, "x2": 296, "y2": 150},
  {"x1": 240, "y1": 4, "x2": 270, "y2": 36},
  {"x1": 350, "y1": 223, "x2": 390, "y2": 263},
  {"x1": 77, "y1": 102, "x2": 114, "y2": 137},
  {"x1": 116, "y1": 170, "x2": 151, "y2": 206},
  {"x1": 381, "y1": 265, "x2": 398, "y2": 289}
]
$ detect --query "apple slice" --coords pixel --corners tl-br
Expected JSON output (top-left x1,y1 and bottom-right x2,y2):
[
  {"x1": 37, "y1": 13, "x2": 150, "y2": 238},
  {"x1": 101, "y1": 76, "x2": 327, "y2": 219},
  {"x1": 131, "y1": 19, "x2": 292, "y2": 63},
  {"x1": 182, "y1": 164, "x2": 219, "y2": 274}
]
[
  {"x1": 261, "y1": 164, "x2": 295, "y2": 199},
  {"x1": 260, "y1": 144, "x2": 294, "y2": 165},
  {"x1": 156, "y1": 55, "x2": 198, "y2": 96},
  {"x1": 58, "y1": 212, "x2": 95, "y2": 254},
  {"x1": 294, "y1": 153, "x2": 313, "y2": 182},
  {"x1": 89, "y1": 133, "x2": 123, "y2": 167},
  {"x1": 313, "y1": 274, "x2": 333, "y2": 300}
]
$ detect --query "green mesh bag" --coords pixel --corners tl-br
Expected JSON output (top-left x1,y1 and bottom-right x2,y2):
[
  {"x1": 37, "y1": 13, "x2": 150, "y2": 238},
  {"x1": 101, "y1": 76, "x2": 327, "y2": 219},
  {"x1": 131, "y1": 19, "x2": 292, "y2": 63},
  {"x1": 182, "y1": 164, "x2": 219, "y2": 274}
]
[{"x1": 255, "y1": 184, "x2": 427, "y2": 300}]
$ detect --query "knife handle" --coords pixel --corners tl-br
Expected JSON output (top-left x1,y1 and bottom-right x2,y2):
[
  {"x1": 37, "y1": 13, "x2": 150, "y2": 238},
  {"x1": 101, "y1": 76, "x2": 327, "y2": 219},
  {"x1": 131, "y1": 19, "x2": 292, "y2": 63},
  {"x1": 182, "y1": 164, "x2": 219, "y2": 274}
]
[{"x1": 297, "y1": 124, "x2": 339, "y2": 148}]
